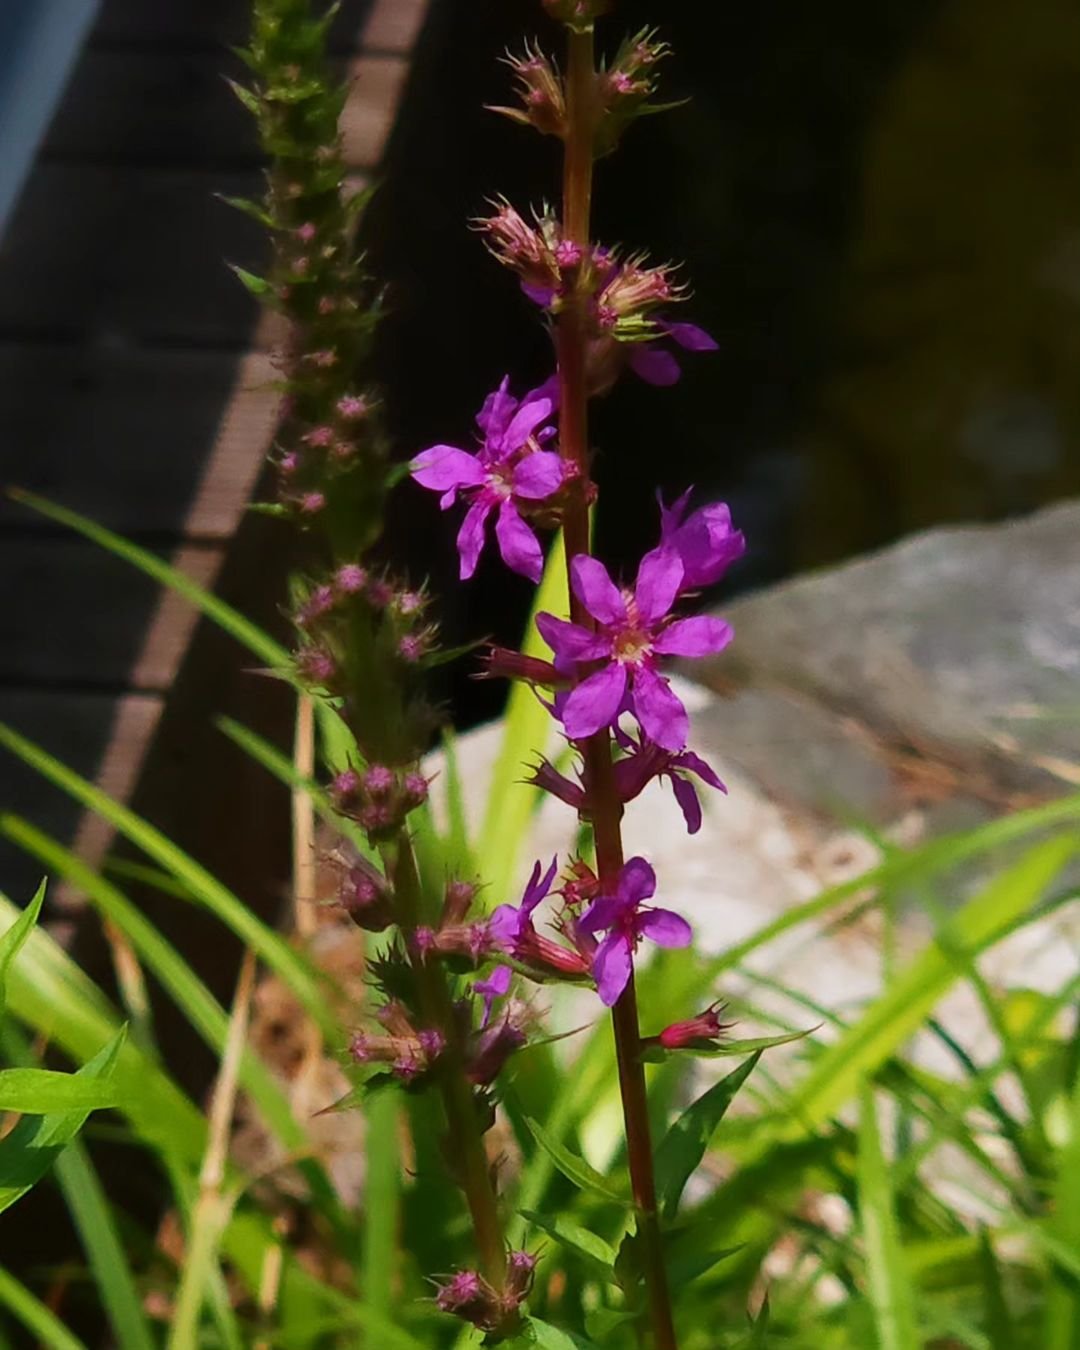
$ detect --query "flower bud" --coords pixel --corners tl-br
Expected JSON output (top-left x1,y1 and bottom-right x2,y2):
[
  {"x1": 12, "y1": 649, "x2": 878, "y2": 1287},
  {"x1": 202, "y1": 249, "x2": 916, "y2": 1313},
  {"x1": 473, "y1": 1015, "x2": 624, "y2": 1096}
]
[
  {"x1": 466, "y1": 1014, "x2": 526, "y2": 1086},
  {"x1": 490, "y1": 44, "x2": 566, "y2": 139},
  {"x1": 477, "y1": 646, "x2": 567, "y2": 687},
  {"x1": 646, "y1": 1002, "x2": 732, "y2": 1052},
  {"x1": 443, "y1": 879, "x2": 479, "y2": 925},
  {"x1": 339, "y1": 860, "x2": 395, "y2": 932},
  {"x1": 435, "y1": 1271, "x2": 500, "y2": 1330},
  {"x1": 505, "y1": 1249, "x2": 538, "y2": 1303}
]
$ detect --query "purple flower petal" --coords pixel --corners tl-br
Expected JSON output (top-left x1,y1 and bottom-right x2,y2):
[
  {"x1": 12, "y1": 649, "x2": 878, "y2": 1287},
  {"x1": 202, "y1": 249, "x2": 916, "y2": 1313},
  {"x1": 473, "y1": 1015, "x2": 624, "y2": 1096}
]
[
  {"x1": 561, "y1": 662, "x2": 628, "y2": 741},
  {"x1": 522, "y1": 281, "x2": 557, "y2": 308},
  {"x1": 634, "y1": 548, "x2": 683, "y2": 625},
  {"x1": 522, "y1": 857, "x2": 559, "y2": 916},
  {"x1": 677, "y1": 749, "x2": 726, "y2": 792},
  {"x1": 476, "y1": 376, "x2": 515, "y2": 442},
  {"x1": 636, "y1": 907, "x2": 692, "y2": 948},
  {"x1": 671, "y1": 773, "x2": 703, "y2": 834},
  {"x1": 511, "y1": 450, "x2": 564, "y2": 500},
  {"x1": 578, "y1": 894, "x2": 629, "y2": 936},
  {"x1": 654, "y1": 615, "x2": 734, "y2": 658},
  {"x1": 571, "y1": 556, "x2": 627, "y2": 627},
  {"x1": 593, "y1": 932, "x2": 633, "y2": 1006},
  {"x1": 488, "y1": 904, "x2": 522, "y2": 948},
  {"x1": 631, "y1": 666, "x2": 688, "y2": 752},
  {"x1": 628, "y1": 345, "x2": 681, "y2": 386},
  {"x1": 660, "y1": 320, "x2": 718, "y2": 352},
  {"x1": 495, "y1": 501, "x2": 544, "y2": 582},
  {"x1": 667, "y1": 501, "x2": 746, "y2": 589},
  {"x1": 457, "y1": 496, "x2": 493, "y2": 580},
  {"x1": 411, "y1": 445, "x2": 486, "y2": 494},
  {"x1": 526, "y1": 374, "x2": 561, "y2": 410},
  {"x1": 536, "y1": 612, "x2": 610, "y2": 664},
  {"x1": 617, "y1": 856, "x2": 657, "y2": 906},
  {"x1": 475, "y1": 965, "x2": 512, "y2": 1026},
  {"x1": 499, "y1": 395, "x2": 554, "y2": 453}
]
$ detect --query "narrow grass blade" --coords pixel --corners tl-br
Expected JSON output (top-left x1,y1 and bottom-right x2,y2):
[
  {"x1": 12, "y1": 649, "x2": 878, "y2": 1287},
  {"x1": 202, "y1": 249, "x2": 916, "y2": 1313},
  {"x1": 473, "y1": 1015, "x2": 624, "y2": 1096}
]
[
  {"x1": 2, "y1": 816, "x2": 343, "y2": 1211},
  {"x1": 0, "y1": 1267, "x2": 88, "y2": 1350},
  {"x1": 0, "y1": 881, "x2": 45, "y2": 1016},
  {"x1": 362, "y1": 1090, "x2": 400, "y2": 1321},
  {"x1": 0, "y1": 724, "x2": 331, "y2": 1036},
  {"x1": 9, "y1": 490, "x2": 289, "y2": 668},
  {"x1": 167, "y1": 953, "x2": 255, "y2": 1350},
  {"x1": 477, "y1": 532, "x2": 568, "y2": 904},
  {"x1": 857, "y1": 1083, "x2": 919, "y2": 1350},
  {"x1": 1042, "y1": 1057, "x2": 1080, "y2": 1350}
]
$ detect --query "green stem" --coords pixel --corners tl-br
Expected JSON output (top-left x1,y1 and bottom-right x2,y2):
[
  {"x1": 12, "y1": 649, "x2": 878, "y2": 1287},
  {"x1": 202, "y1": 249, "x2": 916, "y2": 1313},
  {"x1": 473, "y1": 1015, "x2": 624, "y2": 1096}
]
[
  {"x1": 556, "y1": 22, "x2": 678, "y2": 1350},
  {"x1": 386, "y1": 838, "x2": 507, "y2": 1291}
]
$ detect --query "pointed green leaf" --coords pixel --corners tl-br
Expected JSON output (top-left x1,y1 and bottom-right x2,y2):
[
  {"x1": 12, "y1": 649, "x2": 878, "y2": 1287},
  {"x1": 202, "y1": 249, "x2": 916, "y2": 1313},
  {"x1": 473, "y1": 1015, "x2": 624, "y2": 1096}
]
[
  {"x1": 528, "y1": 1319, "x2": 601, "y2": 1350},
  {"x1": 522, "y1": 1115, "x2": 626, "y2": 1204},
  {"x1": 0, "y1": 880, "x2": 44, "y2": 1017},
  {"x1": 519, "y1": 1209, "x2": 617, "y2": 1279},
  {"x1": 0, "y1": 1067, "x2": 124, "y2": 1114},
  {"x1": 0, "y1": 1027, "x2": 125, "y2": 1213},
  {"x1": 655, "y1": 1052, "x2": 761, "y2": 1219}
]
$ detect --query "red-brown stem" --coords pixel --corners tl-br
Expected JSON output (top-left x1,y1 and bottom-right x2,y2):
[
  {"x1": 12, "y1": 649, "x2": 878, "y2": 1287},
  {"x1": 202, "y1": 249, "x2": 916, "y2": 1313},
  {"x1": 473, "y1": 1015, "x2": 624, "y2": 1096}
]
[
  {"x1": 386, "y1": 837, "x2": 507, "y2": 1291},
  {"x1": 556, "y1": 23, "x2": 679, "y2": 1350}
]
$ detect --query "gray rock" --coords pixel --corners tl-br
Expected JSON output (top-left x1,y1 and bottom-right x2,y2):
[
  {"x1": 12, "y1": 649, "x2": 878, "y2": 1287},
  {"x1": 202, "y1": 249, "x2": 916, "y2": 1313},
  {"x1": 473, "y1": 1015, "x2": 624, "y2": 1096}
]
[{"x1": 695, "y1": 499, "x2": 1080, "y2": 809}]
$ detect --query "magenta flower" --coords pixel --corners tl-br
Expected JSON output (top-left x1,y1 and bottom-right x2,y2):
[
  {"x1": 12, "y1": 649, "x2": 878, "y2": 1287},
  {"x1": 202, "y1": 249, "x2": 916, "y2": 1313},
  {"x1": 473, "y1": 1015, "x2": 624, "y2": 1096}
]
[
  {"x1": 578, "y1": 857, "x2": 691, "y2": 1006},
  {"x1": 474, "y1": 964, "x2": 512, "y2": 1027},
  {"x1": 627, "y1": 320, "x2": 718, "y2": 387},
  {"x1": 659, "y1": 490, "x2": 745, "y2": 590},
  {"x1": 612, "y1": 728, "x2": 726, "y2": 835},
  {"x1": 537, "y1": 547, "x2": 733, "y2": 752},
  {"x1": 488, "y1": 856, "x2": 558, "y2": 953},
  {"x1": 411, "y1": 377, "x2": 564, "y2": 582}
]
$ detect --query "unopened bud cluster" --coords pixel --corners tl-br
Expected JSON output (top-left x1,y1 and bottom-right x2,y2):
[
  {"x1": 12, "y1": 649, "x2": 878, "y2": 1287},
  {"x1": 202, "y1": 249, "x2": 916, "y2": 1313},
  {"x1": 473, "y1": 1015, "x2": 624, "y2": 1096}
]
[{"x1": 435, "y1": 1249, "x2": 537, "y2": 1335}]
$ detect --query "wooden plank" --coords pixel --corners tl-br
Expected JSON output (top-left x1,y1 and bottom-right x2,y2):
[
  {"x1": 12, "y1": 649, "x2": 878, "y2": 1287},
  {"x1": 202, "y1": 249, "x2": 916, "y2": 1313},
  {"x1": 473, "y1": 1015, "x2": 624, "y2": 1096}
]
[
  {"x1": 0, "y1": 690, "x2": 129, "y2": 906},
  {"x1": 43, "y1": 49, "x2": 258, "y2": 164},
  {"x1": 0, "y1": 344, "x2": 255, "y2": 534},
  {"x1": 0, "y1": 166, "x2": 263, "y2": 343},
  {"x1": 341, "y1": 55, "x2": 410, "y2": 168},
  {"x1": 364, "y1": 0, "x2": 429, "y2": 55},
  {"x1": 90, "y1": 0, "x2": 374, "y2": 54},
  {"x1": 0, "y1": 538, "x2": 187, "y2": 686}
]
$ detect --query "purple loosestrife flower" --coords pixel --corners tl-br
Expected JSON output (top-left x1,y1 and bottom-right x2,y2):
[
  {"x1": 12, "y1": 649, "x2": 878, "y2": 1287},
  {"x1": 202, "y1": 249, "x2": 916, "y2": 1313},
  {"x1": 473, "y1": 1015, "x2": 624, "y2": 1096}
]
[
  {"x1": 612, "y1": 727, "x2": 726, "y2": 835},
  {"x1": 537, "y1": 548, "x2": 733, "y2": 752},
  {"x1": 481, "y1": 857, "x2": 590, "y2": 1000},
  {"x1": 410, "y1": 376, "x2": 564, "y2": 582},
  {"x1": 659, "y1": 489, "x2": 746, "y2": 589},
  {"x1": 578, "y1": 857, "x2": 691, "y2": 1006},
  {"x1": 626, "y1": 319, "x2": 718, "y2": 386}
]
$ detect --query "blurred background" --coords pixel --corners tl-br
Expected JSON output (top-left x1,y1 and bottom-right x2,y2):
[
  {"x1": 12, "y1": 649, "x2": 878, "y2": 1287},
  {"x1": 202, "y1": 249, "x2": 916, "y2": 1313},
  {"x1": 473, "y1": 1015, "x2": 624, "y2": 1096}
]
[{"x1": 1, "y1": 0, "x2": 1079, "y2": 1016}]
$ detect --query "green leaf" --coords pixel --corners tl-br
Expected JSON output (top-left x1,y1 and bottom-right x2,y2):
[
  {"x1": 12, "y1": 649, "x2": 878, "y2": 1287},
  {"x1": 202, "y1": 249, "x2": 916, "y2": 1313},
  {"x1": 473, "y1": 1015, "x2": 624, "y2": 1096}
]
[
  {"x1": 977, "y1": 1230, "x2": 1017, "y2": 1350},
  {"x1": 1042, "y1": 1054, "x2": 1080, "y2": 1350},
  {"x1": 229, "y1": 263, "x2": 274, "y2": 296},
  {"x1": 362, "y1": 1091, "x2": 401, "y2": 1322},
  {"x1": 857, "y1": 1083, "x2": 919, "y2": 1350},
  {"x1": 0, "y1": 1067, "x2": 124, "y2": 1113},
  {"x1": 519, "y1": 1209, "x2": 617, "y2": 1279},
  {"x1": 0, "y1": 1027, "x2": 125, "y2": 1213},
  {"x1": 584, "y1": 1308, "x2": 639, "y2": 1342},
  {"x1": 0, "y1": 880, "x2": 44, "y2": 1017},
  {"x1": 522, "y1": 1115, "x2": 626, "y2": 1205},
  {"x1": 655, "y1": 1052, "x2": 762, "y2": 1220},
  {"x1": 528, "y1": 1319, "x2": 601, "y2": 1350},
  {"x1": 0, "y1": 1015, "x2": 153, "y2": 1350},
  {"x1": 0, "y1": 1266, "x2": 89, "y2": 1350}
]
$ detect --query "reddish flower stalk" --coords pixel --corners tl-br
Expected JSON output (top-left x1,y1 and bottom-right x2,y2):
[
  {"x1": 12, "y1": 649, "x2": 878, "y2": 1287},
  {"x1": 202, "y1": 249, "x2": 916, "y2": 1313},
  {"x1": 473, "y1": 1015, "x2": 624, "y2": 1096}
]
[{"x1": 555, "y1": 22, "x2": 680, "y2": 1350}]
